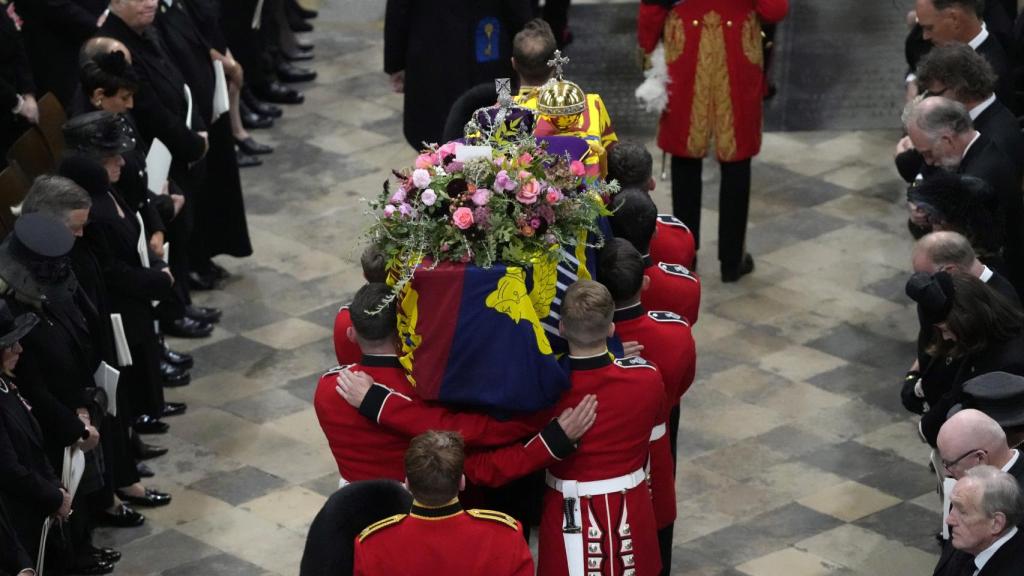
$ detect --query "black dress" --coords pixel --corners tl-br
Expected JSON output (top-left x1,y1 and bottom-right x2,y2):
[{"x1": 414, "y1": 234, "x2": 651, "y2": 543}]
[{"x1": 0, "y1": 8, "x2": 35, "y2": 166}]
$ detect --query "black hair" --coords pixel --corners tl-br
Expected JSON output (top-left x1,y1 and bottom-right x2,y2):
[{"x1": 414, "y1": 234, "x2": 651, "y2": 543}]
[
  {"x1": 80, "y1": 50, "x2": 139, "y2": 100},
  {"x1": 607, "y1": 142, "x2": 653, "y2": 189},
  {"x1": 598, "y1": 238, "x2": 645, "y2": 304},
  {"x1": 608, "y1": 189, "x2": 657, "y2": 254},
  {"x1": 350, "y1": 283, "x2": 397, "y2": 342}
]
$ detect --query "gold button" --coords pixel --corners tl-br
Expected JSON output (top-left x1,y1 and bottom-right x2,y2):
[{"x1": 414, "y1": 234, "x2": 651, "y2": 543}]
[
  {"x1": 726, "y1": 20, "x2": 733, "y2": 27},
  {"x1": 692, "y1": 20, "x2": 699, "y2": 27}
]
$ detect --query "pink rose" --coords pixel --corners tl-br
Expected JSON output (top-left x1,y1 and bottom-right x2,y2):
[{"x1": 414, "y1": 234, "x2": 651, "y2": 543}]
[
  {"x1": 383, "y1": 205, "x2": 396, "y2": 217},
  {"x1": 452, "y1": 207, "x2": 474, "y2": 229},
  {"x1": 390, "y1": 188, "x2": 407, "y2": 203},
  {"x1": 518, "y1": 152, "x2": 533, "y2": 165},
  {"x1": 439, "y1": 142, "x2": 459, "y2": 158},
  {"x1": 414, "y1": 153, "x2": 437, "y2": 169},
  {"x1": 516, "y1": 179, "x2": 541, "y2": 204},
  {"x1": 471, "y1": 188, "x2": 492, "y2": 206},
  {"x1": 399, "y1": 203, "x2": 414, "y2": 217},
  {"x1": 494, "y1": 170, "x2": 517, "y2": 191},
  {"x1": 518, "y1": 170, "x2": 531, "y2": 181},
  {"x1": 412, "y1": 169, "x2": 431, "y2": 189},
  {"x1": 420, "y1": 188, "x2": 437, "y2": 206},
  {"x1": 570, "y1": 160, "x2": 586, "y2": 177},
  {"x1": 545, "y1": 187, "x2": 563, "y2": 204}
]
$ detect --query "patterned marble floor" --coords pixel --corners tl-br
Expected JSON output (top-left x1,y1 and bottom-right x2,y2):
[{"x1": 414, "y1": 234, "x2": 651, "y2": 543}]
[{"x1": 93, "y1": 2, "x2": 941, "y2": 575}]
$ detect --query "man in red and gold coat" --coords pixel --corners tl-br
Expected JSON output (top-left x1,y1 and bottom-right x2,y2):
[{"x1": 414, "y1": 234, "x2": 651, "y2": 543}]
[
  {"x1": 538, "y1": 280, "x2": 666, "y2": 576},
  {"x1": 637, "y1": 0, "x2": 788, "y2": 282},
  {"x1": 353, "y1": 431, "x2": 535, "y2": 576}
]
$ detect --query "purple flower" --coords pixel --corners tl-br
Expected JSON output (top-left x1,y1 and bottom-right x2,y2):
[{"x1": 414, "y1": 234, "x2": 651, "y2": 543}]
[
  {"x1": 412, "y1": 168, "x2": 431, "y2": 189},
  {"x1": 494, "y1": 170, "x2": 517, "y2": 191},
  {"x1": 529, "y1": 217, "x2": 542, "y2": 229},
  {"x1": 421, "y1": 188, "x2": 437, "y2": 206},
  {"x1": 390, "y1": 188, "x2": 407, "y2": 203},
  {"x1": 473, "y1": 207, "x2": 491, "y2": 228},
  {"x1": 399, "y1": 203, "x2": 414, "y2": 217},
  {"x1": 471, "y1": 188, "x2": 492, "y2": 206},
  {"x1": 383, "y1": 205, "x2": 396, "y2": 217}
]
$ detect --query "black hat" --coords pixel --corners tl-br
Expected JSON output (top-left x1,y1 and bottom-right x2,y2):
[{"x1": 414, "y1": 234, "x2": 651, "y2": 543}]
[
  {"x1": 0, "y1": 213, "x2": 78, "y2": 303},
  {"x1": 0, "y1": 301, "x2": 38, "y2": 349},
  {"x1": 960, "y1": 371, "x2": 1024, "y2": 428},
  {"x1": 58, "y1": 155, "x2": 110, "y2": 197},
  {"x1": 906, "y1": 271, "x2": 955, "y2": 325},
  {"x1": 62, "y1": 111, "x2": 136, "y2": 159}
]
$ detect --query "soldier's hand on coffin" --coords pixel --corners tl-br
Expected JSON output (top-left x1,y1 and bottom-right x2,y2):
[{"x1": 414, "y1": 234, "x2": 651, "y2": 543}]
[
  {"x1": 557, "y1": 394, "x2": 598, "y2": 442},
  {"x1": 336, "y1": 369, "x2": 374, "y2": 407},
  {"x1": 621, "y1": 340, "x2": 644, "y2": 357}
]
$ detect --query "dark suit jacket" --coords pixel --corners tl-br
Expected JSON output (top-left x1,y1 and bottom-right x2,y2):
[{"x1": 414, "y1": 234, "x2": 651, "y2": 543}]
[
  {"x1": 155, "y1": 0, "x2": 215, "y2": 126},
  {"x1": 979, "y1": 528, "x2": 1024, "y2": 575},
  {"x1": 0, "y1": 376, "x2": 63, "y2": 560},
  {"x1": 0, "y1": 9, "x2": 34, "y2": 165},
  {"x1": 0, "y1": 497, "x2": 33, "y2": 576},
  {"x1": 16, "y1": 0, "x2": 105, "y2": 106}
]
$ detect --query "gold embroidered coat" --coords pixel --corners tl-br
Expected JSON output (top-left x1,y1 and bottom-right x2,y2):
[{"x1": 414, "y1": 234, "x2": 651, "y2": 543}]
[{"x1": 637, "y1": 0, "x2": 788, "y2": 161}]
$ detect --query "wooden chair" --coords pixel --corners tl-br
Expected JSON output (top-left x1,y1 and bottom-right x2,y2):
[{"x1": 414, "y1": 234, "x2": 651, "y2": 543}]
[
  {"x1": 0, "y1": 164, "x2": 30, "y2": 240},
  {"x1": 5, "y1": 127, "x2": 54, "y2": 181},
  {"x1": 36, "y1": 93, "x2": 67, "y2": 159}
]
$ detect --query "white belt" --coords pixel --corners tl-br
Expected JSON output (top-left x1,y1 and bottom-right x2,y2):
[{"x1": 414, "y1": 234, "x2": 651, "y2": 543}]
[
  {"x1": 547, "y1": 468, "x2": 646, "y2": 576},
  {"x1": 337, "y1": 473, "x2": 349, "y2": 489},
  {"x1": 650, "y1": 422, "x2": 666, "y2": 442}
]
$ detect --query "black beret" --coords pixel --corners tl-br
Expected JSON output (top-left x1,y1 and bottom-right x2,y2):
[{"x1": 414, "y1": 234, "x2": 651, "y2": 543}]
[
  {"x1": 962, "y1": 371, "x2": 1024, "y2": 428},
  {"x1": 906, "y1": 270, "x2": 955, "y2": 325},
  {"x1": 13, "y1": 213, "x2": 74, "y2": 259}
]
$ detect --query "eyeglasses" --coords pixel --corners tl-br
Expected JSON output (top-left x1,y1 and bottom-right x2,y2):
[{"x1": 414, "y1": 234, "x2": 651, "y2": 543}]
[
  {"x1": 921, "y1": 87, "x2": 948, "y2": 98},
  {"x1": 942, "y1": 448, "x2": 986, "y2": 471}
]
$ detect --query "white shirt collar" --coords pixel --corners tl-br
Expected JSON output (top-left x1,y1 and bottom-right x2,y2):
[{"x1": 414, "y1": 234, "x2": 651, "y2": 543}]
[
  {"x1": 974, "y1": 526, "x2": 1018, "y2": 573},
  {"x1": 969, "y1": 23, "x2": 989, "y2": 50},
  {"x1": 962, "y1": 131, "x2": 982, "y2": 161},
  {"x1": 969, "y1": 94, "x2": 997, "y2": 121},
  {"x1": 1001, "y1": 449, "x2": 1020, "y2": 473},
  {"x1": 980, "y1": 265, "x2": 995, "y2": 283}
]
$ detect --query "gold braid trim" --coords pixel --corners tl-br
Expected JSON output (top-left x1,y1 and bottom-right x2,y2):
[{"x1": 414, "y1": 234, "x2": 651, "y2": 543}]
[
  {"x1": 686, "y1": 12, "x2": 738, "y2": 160},
  {"x1": 741, "y1": 12, "x2": 763, "y2": 68},
  {"x1": 663, "y1": 11, "x2": 685, "y2": 64}
]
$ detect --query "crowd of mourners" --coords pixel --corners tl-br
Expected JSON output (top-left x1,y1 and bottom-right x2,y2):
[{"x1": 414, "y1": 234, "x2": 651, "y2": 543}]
[{"x1": 0, "y1": 0, "x2": 322, "y2": 573}]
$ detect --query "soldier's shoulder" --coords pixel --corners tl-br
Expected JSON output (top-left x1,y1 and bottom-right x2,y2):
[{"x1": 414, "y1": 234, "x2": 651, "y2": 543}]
[
  {"x1": 357, "y1": 513, "x2": 407, "y2": 543},
  {"x1": 467, "y1": 508, "x2": 521, "y2": 531},
  {"x1": 322, "y1": 364, "x2": 356, "y2": 377},
  {"x1": 647, "y1": 310, "x2": 689, "y2": 326},
  {"x1": 656, "y1": 214, "x2": 690, "y2": 231},
  {"x1": 657, "y1": 262, "x2": 698, "y2": 281},
  {"x1": 613, "y1": 356, "x2": 657, "y2": 370}
]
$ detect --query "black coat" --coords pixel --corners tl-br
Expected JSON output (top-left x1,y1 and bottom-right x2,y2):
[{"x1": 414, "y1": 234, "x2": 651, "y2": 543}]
[
  {"x1": 934, "y1": 529, "x2": 1024, "y2": 576},
  {"x1": 16, "y1": 0, "x2": 105, "y2": 106},
  {"x1": 384, "y1": 0, "x2": 530, "y2": 149},
  {"x1": 0, "y1": 497, "x2": 33, "y2": 576},
  {"x1": 921, "y1": 329, "x2": 1024, "y2": 445},
  {"x1": 0, "y1": 8, "x2": 34, "y2": 165},
  {"x1": 220, "y1": 0, "x2": 269, "y2": 88},
  {"x1": 977, "y1": 35, "x2": 1015, "y2": 109},
  {"x1": 0, "y1": 375, "x2": 63, "y2": 561}
]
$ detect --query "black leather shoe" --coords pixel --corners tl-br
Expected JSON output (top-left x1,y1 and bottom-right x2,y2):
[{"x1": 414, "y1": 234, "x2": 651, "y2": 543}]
[
  {"x1": 70, "y1": 558, "x2": 115, "y2": 575},
  {"x1": 237, "y1": 150, "x2": 262, "y2": 168},
  {"x1": 134, "y1": 415, "x2": 168, "y2": 434},
  {"x1": 161, "y1": 316, "x2": 214, "y2": 338},
  {"x1": 160, "y1": 360, "x2": 191, "y2": 387},
  {"x1": 290, "y1": 19, "x2": 313, "y2": 32},
  {"x1": 162, "y1": 344, "x2": 194, "y2": 370},
  {"x1": 253, "y1": 82, "x2": 304, "y2": 105},
  {"x1": 207, "y1": 262, "x2": 231, "y2": 280},
  {"x1": 135, "y1": 438, "x2": 168, "y2": 460},
  {"x1": 721, "y1": 253, "x2": 755, "y2": 283},
  {"x1": 89, "y1": 547, "x2": 122, "y2": 563},
  {"x1": 236, "y1": 136, "x2": 274, "y2": 155},
  {"x1": 98, "y1": 504, "x2": 145, "y2": 527},
  {"x1": 162, "y1": 402, "x2": 187, "y2": 418},
  {"x1": 240, "y1": 104, "x2": 273, "y2": 130},
  {"x1": 136, "y1": 462, "x2": 154, "y2": 478},
  {"x1": 295, "y1": 38, "x2": 314, "y2": 51},
  {"x1": 187, "y1": 270, "x2": 218, "y2": 291},
  {"x1": 117, "y1": 488, "x2": 172, "y2": 507},
  {"x1": 186, "y1": 305, "x2": 223, "y2": 323},
  {"x1": 242, "y1": 88, "x2": 283, "y2": 118},
  {"x1": 288, "y1": 0, "x2": 318, "y2": 20},
  {"x1": 277, "y1": 62, "x2": 317, "y2": 83},
  {"x1": 283, "y1": 48, "x2": 314, "y2": 62}
]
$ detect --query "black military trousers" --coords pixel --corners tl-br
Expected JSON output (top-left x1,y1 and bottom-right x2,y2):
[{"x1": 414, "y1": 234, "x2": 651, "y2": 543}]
[{"x1": 670, "y1": 156, "x2": 751, "y2": 268}]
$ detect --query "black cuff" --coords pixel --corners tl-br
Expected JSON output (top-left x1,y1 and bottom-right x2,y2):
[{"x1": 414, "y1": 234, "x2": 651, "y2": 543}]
[
  {"x1": 358, "y1": 384, "x2": 390, "y2": 422},
  {"x1": 540, "y1": 419, "x2": 576, "y2": 460}
]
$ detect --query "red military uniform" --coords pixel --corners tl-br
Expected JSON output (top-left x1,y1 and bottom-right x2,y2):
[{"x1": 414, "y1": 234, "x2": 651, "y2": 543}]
[
  {"x1": 354, "y1": 500, "x2": 534, "y2": 576},
  {"x1": 650, "y1": 214, "x2": 696, "y2": 269},
  {"x1": 538, "y1": 353, "x2": 666, "y2": 576},
  {"x1": 640, "y1": 256, "x2": 701, "y2": 324},
  {"x1": 637, "y1": 0, "x2": 789, "y2": 161},
  {"x1": 332, "y1": 305, "x2": 362, "y2": 366},
  {"x1": 313, "y1": 355, "x2": 543, "y2": 484}
]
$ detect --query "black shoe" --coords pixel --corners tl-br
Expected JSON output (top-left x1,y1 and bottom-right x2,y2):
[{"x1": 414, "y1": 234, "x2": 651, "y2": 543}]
[
  {"x1": 206, "y1": 261, "x2": 231, "y2": 280},
  {"x1": 135, "y1": 438, "x2": 168, "y2": 460},
  {"x1": 277, "y1": 62, "x2": 317, "y2": 83},
  {"x1": 162, "y1": 343, "x2": 194, "y2": 370},
  {"x1": 242, "y1": 88, "x2": 284, "y2": 118},
  {"x1": 253, "y1": 82, "x2": 304, "y2": 105},
  {"x1": 70, "y1": 558, "x2": 115, "y2": 575},
  {"x1": 236, "y1": 136, "x2": 274, "y2": 155},
  {"x1": 237, "y1": 150, "x2": 263, "y2": 168},
  {"x1": 290, "y1": 19, "x2": 313, "y2": 32},
  {"x1": 162, "y1": 402, "x2": 187, "y2": 418},
  {"x1": 240, "y1": 104, "x2": 274, "y2": 130},
  {"x1": 187, "y1": 270, "x2": 218, "y2": 291},
  {"x1": 295, "y1": 38, "x2": 314, "y2": 51},
  {"x1": 721, "y1": 253, "x2": 755, "y2": 283},
  {"x1": 160, "y1": 360, "x2": 191, "y2": 387},
  {"x1": 186, "y1": 304, "x2": 223, "y2": 323},
  {"x1": 134, "y1": 415, "x2": 168, "y2": 434},
  {"x1": 284, "y1": 48, "x2": 314, "y2": 62},
  {"x1": 98, "y1": 504, "x2": 146, "y2": 527},
  {"x1": 117, "y1": 488, "x2": 172, "y2": 507},
  {"x1": 288, "y1": 0, "x2": 318, "y2": 20},
  {"x1": 88, "y1": 547, "x2": 122, "y2": 564},
  {"x1": 162, "y1": 316, "x2": 214, "y2": 338},
  {"x1": 136, "y1": 462, "x2": 154, "y2": 478}
]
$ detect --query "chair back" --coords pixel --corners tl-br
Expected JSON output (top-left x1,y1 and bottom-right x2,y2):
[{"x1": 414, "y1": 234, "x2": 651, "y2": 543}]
[
  {"x1": 6, "y1": 127, "x2": 54, "y2": 181},
  {"x1": 0, "y1": 164, "x2": 29, "y2": 240},
  {"x1": 36, "y1": 93, "x2": 67, "y2": 159}
]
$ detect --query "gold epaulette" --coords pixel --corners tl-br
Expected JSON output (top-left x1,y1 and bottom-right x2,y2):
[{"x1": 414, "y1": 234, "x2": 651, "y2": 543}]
[
  {"x1": 467, "y1": 509, "x2": 520, "y2": 531},
  {"x1": 357, "y1": 514, "x2": 406, "y2": 542}
]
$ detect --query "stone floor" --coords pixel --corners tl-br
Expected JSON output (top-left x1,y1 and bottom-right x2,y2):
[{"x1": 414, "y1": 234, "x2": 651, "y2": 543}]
[{"x1": 94, "y1": 2, "x2": 943, "y2": 575}]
